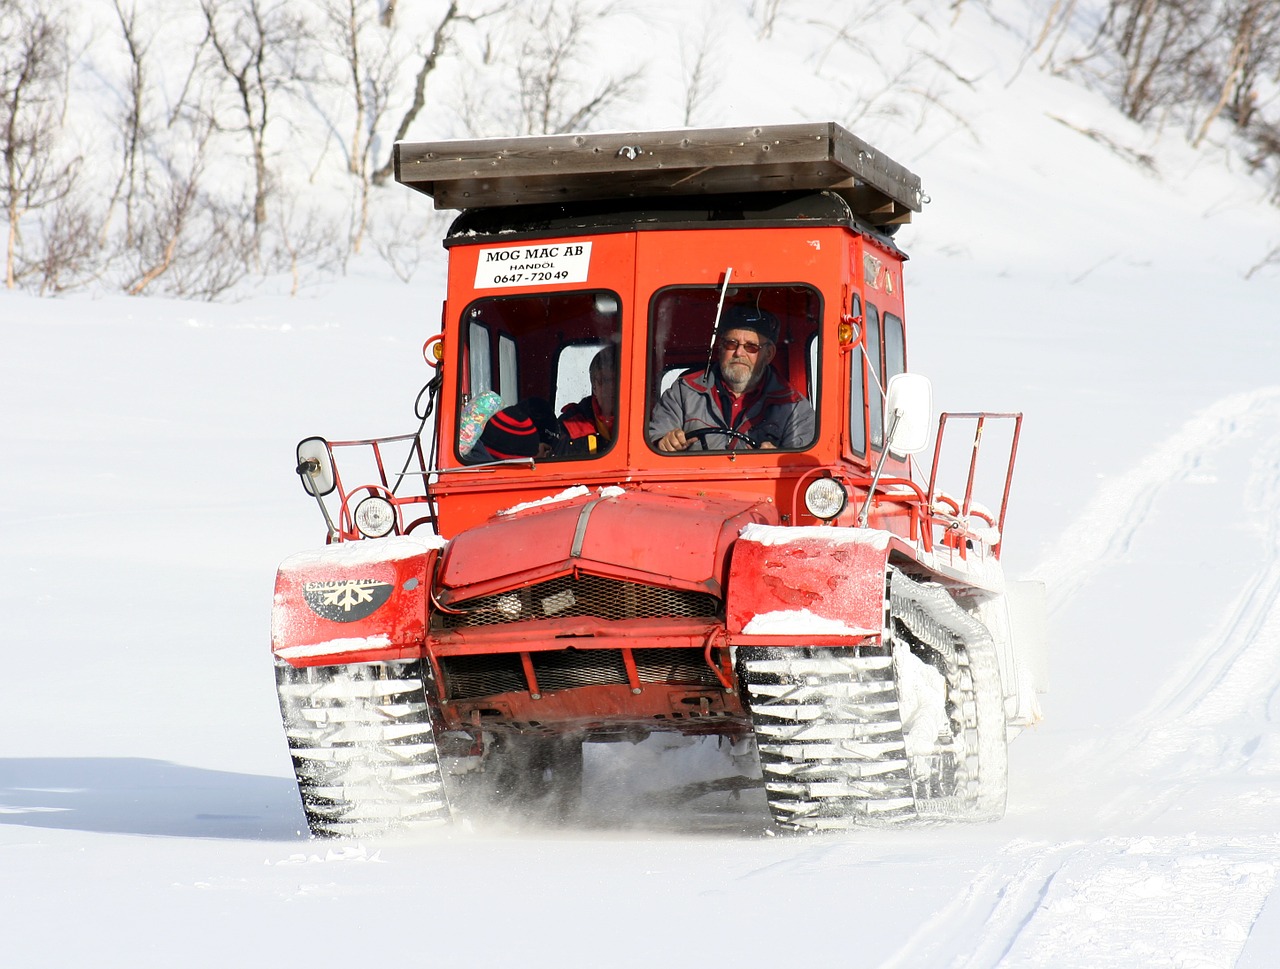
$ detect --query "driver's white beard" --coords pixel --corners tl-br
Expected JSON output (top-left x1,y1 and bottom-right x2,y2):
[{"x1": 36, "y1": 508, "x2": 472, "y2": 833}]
[{"x1": 721, "y1": 360, "x2": 761, "y2": 395}]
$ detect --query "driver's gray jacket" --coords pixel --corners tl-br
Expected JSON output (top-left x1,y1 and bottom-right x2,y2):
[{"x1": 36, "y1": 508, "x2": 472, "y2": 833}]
[{"x1": 648, "y1": 366, "x2": 815, "y2": 450}]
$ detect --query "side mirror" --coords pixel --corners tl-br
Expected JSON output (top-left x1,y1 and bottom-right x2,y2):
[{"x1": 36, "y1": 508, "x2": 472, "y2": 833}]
[
  {"x1": 884, "y1": 372, "x2": 932, "y2": 456},
  {"x1": 296, "y1": 437, "x2": 336, "y2": 496}
]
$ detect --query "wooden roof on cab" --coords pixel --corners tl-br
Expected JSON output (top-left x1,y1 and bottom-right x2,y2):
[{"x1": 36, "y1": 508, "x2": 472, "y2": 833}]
[{"x1": 393, "y1": 122, "x2": 923, "y2": 230}]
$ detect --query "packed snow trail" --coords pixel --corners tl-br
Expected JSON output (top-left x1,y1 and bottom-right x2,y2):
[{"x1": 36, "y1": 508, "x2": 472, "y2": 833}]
[
  {"x1": 882, "y1": 390, "x2": 1280, "y2": 968},
  {"x1": 1039, "y1": 390, "x2": 1280, "y2": 834},
  {"x1": 1028, "y1": 388, "x2": 1280, "y2": 618}
]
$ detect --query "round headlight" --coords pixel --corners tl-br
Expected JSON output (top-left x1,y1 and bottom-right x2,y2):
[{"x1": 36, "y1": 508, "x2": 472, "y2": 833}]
[
  {"x1": 803, "y1": 478, "x2": 848, "y2": 521},
  {"x1": 353, "y1": 495, "x2": 396, "y2": 538}
]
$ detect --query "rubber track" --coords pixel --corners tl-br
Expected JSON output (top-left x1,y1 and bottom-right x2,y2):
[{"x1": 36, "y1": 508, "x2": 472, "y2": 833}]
[
  {"x1": 888, "y1": 569, "x2": 1007, "y2": 821},
  {"x1": 739, "y1": 568, "x2": 1006, "y2": 832},
  {"x1": 740, "y1": 645, "x2": 915, "y2": 830},
  {"x1": 275, "y1": 660, "x2": 451, "y2": 837}
]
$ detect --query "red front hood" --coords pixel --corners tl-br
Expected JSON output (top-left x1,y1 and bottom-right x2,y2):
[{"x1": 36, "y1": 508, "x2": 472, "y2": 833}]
[{"x1": 435, "y1": 488, "x2": 778, "y2": 603}]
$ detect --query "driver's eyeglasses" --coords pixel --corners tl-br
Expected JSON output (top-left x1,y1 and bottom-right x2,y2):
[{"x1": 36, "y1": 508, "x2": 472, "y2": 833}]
[{"x1": 719, "y1": 338, "x2": 767, "y2": 355}]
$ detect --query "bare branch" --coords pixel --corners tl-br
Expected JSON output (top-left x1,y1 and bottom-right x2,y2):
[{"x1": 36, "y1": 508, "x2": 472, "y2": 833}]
[
  {"x1": 0, "y1": 3, "x2": 76, "y2": 290},
  {"x1": 199, "y1": 0, "x2": 310, "y2": 230},
  {"x1": 679, "y1": 22, "x2": 717, "y2": 127},
  {"x1": 371, "y1": 0, "x2": 466, "y2": 186},
  {"x1": 513, "y1": 0, "x2": 639, "y2": 136}
]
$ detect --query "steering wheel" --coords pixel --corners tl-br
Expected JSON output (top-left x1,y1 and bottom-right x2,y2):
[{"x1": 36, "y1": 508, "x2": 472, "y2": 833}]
[{"x1": 683, "y1": 427, "x2": 761, "y2": 449}]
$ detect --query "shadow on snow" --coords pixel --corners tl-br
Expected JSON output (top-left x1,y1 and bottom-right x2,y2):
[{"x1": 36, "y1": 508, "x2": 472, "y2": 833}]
[{"x1": 0, "y1": 757, "x2": 305, "y2": 841}]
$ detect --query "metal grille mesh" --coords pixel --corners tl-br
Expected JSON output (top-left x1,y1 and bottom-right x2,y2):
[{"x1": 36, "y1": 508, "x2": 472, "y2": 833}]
[
  {"x1": 438, "y1": 574, "x2": 720, "y2": 629},
  {"x1": 439, "y1": 647, "x2": 721, "y2": 701},
  {"x1": 439, "y1": 653, "x2": 525, "y2": 700}
]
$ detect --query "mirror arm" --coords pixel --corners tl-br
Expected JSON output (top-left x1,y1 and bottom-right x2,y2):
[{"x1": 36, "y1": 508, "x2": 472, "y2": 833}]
[
  {"x1": 857, "y1": 406, "x2": 903, "y2": 528},
  {"x1": 298, "y1": 460, "x2": 340, "y2": 542}
]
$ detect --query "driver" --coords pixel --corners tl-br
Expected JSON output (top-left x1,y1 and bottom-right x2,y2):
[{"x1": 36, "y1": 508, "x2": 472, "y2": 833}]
[{"x1": 649, "y1": 304, "x2": 814, "y2": 451}]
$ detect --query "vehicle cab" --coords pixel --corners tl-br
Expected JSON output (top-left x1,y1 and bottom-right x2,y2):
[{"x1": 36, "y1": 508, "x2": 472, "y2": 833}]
[{"x1": 400, "y1": 123, "x2": 929, "y2": 544}]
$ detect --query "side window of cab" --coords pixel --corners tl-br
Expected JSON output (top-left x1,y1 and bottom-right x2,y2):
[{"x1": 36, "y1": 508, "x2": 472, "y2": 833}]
[
  {"x1": 848, "y1": 293, "x2": 865, "y2": 456},
  {"x1": 867, "y1": 307, "x2": 906, "y2": 452},
  {"x1": 456, "y1": 290, "x2": 621, "y2": 464},
  {"x1": 866, "y1": 303, "x2": 884, "y2": 449}
]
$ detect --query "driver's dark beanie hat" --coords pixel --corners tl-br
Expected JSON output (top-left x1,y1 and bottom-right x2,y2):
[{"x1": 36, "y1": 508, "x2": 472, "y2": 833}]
[
  {"x1": 481, "y1": 403, "x2": 541, "y2": 458},
  {"x1": 718, "y1": 304, "x2": 779, "y2": 344}
]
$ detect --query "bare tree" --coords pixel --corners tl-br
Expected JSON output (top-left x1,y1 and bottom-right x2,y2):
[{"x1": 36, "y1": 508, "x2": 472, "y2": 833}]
[
  {"x1": 101, "y1": 0, "x2": 204, "y2": 253},
  {"x1": 0, "y1": 1, "x2": 78, "y2": 290},
  {"x1": 808, "y1": 4, "x2": 978, "y2": 142},
  {"x1": 369, "y1": 205, "x2": 448, "y2": 283},
  {"x1": 265, "y1": 192, "x2": 345, "y2": 296},
  {"x1": 1093, "y1": 0, "x2": 1212, "y2": 125},
  {"x1": 514, "y1": 1, "x2": 641, "y2": 135},
  {"x1": 1029, "y1": 0, "x2": 1081, "y2": 69},
  {"x1": 34, "y1": 195, "x2": 98, "y2": 294},
  {"x1": 124, "y1": 128, "x2": 209, "y2": 296},
  {"x1": 750, "y1": 0, "x2": 782, "y2": 39},
  {"x1": 199, "y1": 0, "x2": 310, "y2": 232},
  {"x1": 680, "y1": 23, "x2": 717, "y2": 126},
  {"x1": 321, "y1": 0, "x2": 384, "y2": 179},
  {"x1": 87, "y1": 0, "x2": 253, "y2": 297},
  {"x1": 1231, "y1": 3, "x2": 1280, "y2": 131},
  {"x1": 120, "y1": 112, "x2": 256, "y2": 301},
  {"x1": 1246, "y1": 242, "x2": 1279, "y2": 278},
  {"x1": 1191, "y1": 1, "x2": 1258, "y2": 146},
  {"x1": 318, "y1": 0, "x2": 397, "y2": 251},
  {"x1": 1243, "y1": 115, "x2": 1280, "y2": 201},
  {"x1": 1031, "y1": 0, "x2": 1280, "y2": 140},
  {"x1": 371, "y1": 1, "x2": 492, "y2": 186},
  {"x1": 1196, "y1": 0, "x2": 1280, "y2": 141},
  {"x1": 103, "y1": 0, "x2": 148, "y2": 250}
]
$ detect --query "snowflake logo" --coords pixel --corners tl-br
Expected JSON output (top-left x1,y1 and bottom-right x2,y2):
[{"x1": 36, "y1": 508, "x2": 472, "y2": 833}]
[{"x1": 302, "y1": 579, "x2": 394, "y2": 623}]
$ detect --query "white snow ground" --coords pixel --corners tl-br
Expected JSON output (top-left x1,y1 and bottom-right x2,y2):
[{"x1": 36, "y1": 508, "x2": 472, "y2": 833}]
[{"x1": 5, "y1": 5, "x2": 1280, "y2": 967}]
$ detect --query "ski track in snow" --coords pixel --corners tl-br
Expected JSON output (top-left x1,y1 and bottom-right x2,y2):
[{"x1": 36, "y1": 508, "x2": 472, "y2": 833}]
[
  {"x1": 1029, "y1": 388, "x2": 1280, "y2": 618},
  {"x1": 887, "y1": 389, "x2": 1280, "y2": 968},
  {"x1": 993, "y1": 838, "x2": 1278, "y2": 969},
  {"x1": 878, "y1": 840, "x2": 1084, "y2": 969},
  {"x1": 1050, "y1": 390, "x2": 1280, "y2": 823}
]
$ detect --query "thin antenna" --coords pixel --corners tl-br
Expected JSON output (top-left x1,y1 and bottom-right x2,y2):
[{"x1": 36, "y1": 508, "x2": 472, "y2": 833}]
[{"x1": 703, "y1": 267, "x2": 734, "y2": 380}]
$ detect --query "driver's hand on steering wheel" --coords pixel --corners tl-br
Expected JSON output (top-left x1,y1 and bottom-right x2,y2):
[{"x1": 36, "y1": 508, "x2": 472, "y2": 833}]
[{"x1": 656, "y1": 428, "x2": 691, "y2": 452}]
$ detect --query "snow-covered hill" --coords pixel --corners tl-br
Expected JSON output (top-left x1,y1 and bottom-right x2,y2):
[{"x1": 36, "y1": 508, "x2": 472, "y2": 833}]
[{"x1": 4, "y1": 3, "x2": 1280, "y2": 967}]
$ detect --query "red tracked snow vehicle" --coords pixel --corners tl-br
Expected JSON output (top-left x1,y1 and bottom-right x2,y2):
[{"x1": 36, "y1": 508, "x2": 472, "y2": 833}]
[{"x1": 271, "y1": 122, "x2": 1047, "y2": 836}]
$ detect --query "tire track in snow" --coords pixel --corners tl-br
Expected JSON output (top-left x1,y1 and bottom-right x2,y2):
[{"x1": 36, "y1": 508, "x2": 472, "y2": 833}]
[
  {"x1": 883, "y1": 390, "x2": 1280, "y2": 969},
  {"x1": 1120, "y1": 428, "x2": 1280, "y2": 778},
  {"x1": 988, "y1": 390, "x2": 1280, "y2": 965},
  {"x1": 1028, "y1": 388, "x2": 1280, "y2": 618},
  {"x1": 992, "y1": 837, "x2": 1279, "y2": 969},
  {"x1": 1049, "y1": 391, "x2": 1280, "y2": 827},
  {"x1": 881, "y1": 837, "x2": 1280, "y2": 969},
  {"x1": 877, "y1": 840, "x2": 1084, "y2": 969}
]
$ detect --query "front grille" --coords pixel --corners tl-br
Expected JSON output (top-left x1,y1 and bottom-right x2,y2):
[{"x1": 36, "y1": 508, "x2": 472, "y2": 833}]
[
  {"x1": 438, "y1": 574, "x2": 720, "y2": 630},
  {"x1": 439, "y1": 653, "x2": 525, "y2": 700},
  {"x1": 530, "y1": 649, "x2": 628, "y2": 692},
  {"x1": 439, "y1": 647, "x2": 722, "y2": 701}
]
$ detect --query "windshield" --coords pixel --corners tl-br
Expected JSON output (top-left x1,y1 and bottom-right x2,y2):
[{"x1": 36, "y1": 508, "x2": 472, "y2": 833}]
[
  {"x1": 456, "y1": 290, "x2": 621, "y2": 464},
  {"x1": 646, "y1": 284, "x2": 820, "y2": 454}
]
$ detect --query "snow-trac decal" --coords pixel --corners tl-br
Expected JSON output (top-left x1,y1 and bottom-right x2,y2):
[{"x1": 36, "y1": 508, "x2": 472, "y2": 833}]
[{"x1": 303, "y1": 579, "x2": 394, "y2": 622}]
